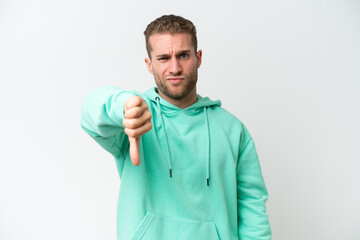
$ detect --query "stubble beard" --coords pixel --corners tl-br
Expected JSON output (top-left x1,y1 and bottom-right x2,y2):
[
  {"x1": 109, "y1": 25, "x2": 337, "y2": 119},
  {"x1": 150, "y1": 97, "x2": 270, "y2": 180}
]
[{"x1": 154, "y1": 71, "x2": 198, "y2": 100}]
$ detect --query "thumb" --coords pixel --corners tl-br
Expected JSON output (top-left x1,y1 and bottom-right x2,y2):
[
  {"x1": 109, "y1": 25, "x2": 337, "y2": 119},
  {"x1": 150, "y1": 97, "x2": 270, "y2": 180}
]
[{"x1": 129, "y1": 137, "x2": 140, "y2": 166}]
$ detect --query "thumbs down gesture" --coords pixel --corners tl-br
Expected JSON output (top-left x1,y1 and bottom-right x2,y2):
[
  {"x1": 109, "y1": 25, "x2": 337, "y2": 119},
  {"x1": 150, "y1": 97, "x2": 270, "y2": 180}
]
[{"x1": 122, "y1": 96, "x2": 152, "y2": 166}]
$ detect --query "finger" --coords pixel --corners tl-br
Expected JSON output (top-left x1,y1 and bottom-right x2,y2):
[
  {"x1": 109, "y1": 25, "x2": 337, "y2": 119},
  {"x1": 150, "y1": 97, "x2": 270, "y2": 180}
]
[
  {"x1": 129, "y1": 137, "x2": 140, "y2": 166},
  {"x1": 124, "y1": 105, "x2": 146, "y2": 119},
  {"x1": 124, "y1": 121, "x2": 152, "y2": 139},
  {"x1": 124, "y1": 96, "x2": 143, "y2": 111},
  {"x1": 123, "y1": 110, "x2": 152, "y2": 129}
]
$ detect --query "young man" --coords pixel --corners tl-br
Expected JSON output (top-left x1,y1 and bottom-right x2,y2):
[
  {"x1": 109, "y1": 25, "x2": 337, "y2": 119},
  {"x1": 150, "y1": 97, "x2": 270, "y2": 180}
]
[{"x1": 81, "y1": 15, "x2": 271, "y2": 240}]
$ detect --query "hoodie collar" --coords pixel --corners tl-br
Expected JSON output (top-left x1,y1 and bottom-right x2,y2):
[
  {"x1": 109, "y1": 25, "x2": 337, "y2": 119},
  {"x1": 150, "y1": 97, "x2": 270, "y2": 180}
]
[{"x1": 144, "y1": 87, "x2": 221, "y2": 113}]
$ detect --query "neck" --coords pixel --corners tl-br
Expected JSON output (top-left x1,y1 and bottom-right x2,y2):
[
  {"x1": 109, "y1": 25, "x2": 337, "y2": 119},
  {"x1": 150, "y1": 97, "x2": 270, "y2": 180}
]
[{"x1": 158, "y1": 87, "x2": 197, "y2": 109}]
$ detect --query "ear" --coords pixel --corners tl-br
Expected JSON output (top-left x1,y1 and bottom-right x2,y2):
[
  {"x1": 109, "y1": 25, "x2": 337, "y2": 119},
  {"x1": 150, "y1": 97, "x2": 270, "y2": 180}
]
[
  {"x1": 196, "y1": 50, "x2": 202, "y2": 69},
  {"x1": 144, "y1": 58, "x2": 153, "y2": 74}
]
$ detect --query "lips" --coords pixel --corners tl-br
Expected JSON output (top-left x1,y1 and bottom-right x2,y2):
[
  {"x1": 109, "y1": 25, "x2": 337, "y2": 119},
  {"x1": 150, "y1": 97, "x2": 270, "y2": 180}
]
[{"x1": 167, "y1": 77, "x2": 184, "y2": 85}]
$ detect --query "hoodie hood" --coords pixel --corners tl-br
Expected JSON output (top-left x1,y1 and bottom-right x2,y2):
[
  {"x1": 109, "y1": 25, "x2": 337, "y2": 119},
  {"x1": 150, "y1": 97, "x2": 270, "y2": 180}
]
[{"x1": 144, "y1": 87, "x2": 221, "y2": 186}]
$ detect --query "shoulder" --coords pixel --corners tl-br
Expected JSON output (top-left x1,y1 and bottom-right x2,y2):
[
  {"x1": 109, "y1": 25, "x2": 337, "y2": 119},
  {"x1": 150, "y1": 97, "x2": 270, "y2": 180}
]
[
  {"x1": 210, "y1": 105, "x2": 243, "y2": 128},
  {"x1": 209, "y1": 105, "x2": 253, "y2": 145}
]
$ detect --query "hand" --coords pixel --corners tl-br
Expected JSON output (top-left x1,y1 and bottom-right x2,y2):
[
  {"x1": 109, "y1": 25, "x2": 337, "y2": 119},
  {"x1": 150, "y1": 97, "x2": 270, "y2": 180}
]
[{"x1": 122, "y1": 96, "x2": 152, "y2": 166}]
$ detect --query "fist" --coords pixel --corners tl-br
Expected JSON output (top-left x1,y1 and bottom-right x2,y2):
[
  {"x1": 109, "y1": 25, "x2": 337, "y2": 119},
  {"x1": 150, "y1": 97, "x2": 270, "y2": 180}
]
[{"x1": 122, "y1": 96, "x2": 152, "y2": 166}]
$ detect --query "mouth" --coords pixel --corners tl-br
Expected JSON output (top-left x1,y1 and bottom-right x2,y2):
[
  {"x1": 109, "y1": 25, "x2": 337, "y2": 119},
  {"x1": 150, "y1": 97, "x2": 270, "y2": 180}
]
[{"x1": 166, "y1": 77, "x2": 184, "y2": 85}]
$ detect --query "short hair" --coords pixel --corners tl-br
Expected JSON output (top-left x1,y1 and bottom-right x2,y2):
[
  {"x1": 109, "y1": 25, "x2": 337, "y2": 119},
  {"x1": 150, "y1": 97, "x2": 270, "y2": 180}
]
[{"x1": 144, "y1": 14, "x2": 197, "y2": 57}]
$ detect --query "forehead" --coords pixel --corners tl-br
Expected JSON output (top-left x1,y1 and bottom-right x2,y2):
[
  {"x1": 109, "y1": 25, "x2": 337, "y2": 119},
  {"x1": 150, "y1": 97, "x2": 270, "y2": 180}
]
[{"x1": 148, "y1": 33, "x2": 194, "y2": 54}]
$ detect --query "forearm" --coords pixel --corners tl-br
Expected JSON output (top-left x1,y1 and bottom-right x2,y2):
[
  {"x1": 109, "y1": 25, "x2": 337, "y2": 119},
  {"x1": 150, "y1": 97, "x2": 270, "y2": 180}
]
[
  {"x1": 81, "y1": 85, "x2": 134, "y2": 138},
  {"x1": 80, "y1": 86, "x2": 137, "y2": 158}
]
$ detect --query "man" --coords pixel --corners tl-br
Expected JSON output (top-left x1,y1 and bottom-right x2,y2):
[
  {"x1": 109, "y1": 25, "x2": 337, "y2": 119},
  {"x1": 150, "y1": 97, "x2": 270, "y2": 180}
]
[{"x1": 81, "y1": 15, "x2": 271, "y2": 240}]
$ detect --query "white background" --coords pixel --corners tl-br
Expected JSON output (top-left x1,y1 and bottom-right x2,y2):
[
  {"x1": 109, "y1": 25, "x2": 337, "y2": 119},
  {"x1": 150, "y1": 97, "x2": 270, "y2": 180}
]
[{"x1": 0, "y1": 0, "x2": 359, "y2": 239}]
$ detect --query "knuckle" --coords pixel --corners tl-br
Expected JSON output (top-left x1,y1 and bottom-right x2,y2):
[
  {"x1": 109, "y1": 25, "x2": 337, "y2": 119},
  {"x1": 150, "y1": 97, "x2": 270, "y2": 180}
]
[
  {"x1": 144, "y1": 110, "x2": 151, "y2": 119},
  {"x1": 125, "y1": 108, "x2": 137, "y2": 119},
  {"x1": 125, "y1": 128, "x2": 136, "y2": 138},
  {"x1": 126, "y1": 96, "x2": 142, "y2": 109},
  {"x1": 146, "y1": 122, "x2": 152, "y2": 132},
  {"x1": 132, "y1": 96, "x2": 142, "y2": 106},
  {"x1": 124, "y1": 109, "x2": 131, "y2": 119},
  {"x1": 134, "y1": 107, "x2": 142, "y2": 115},
  {"x1": 128, "y1": 120, "x2": 137, "y2": 129},
  {"x1": 123, "y1": 120, "x2": 130, "y2": 128},
  {"x1": 125, "y1": 97, "x2": 133, "y2": 109}
]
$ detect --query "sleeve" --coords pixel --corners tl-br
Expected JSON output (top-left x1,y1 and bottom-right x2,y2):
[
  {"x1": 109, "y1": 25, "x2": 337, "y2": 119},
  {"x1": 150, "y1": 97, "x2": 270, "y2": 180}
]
[
  {"x1": 80, "y1": 85, "x2": 136, "y2": 159},
  {"x1": 237, "y1": 131, "x2": 272, "y2": 239}
]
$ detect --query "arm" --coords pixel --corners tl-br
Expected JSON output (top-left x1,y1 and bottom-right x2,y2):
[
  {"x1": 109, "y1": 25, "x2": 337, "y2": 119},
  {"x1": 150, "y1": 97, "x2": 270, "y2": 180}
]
[
  {"x1": 237, "y1": 132, "x2": 272, "y2": 239},
  {"x1": 80, "y1": 86, "x2": 135, "y2": 159}
]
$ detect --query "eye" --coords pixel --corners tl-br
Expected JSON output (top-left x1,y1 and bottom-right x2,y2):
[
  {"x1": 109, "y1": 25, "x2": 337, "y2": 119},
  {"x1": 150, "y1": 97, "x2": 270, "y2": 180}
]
[
  {"x1": 158, "y1": 57, "x2": 169, "y2": 61},
  {"x1": 180, "y1": 54, "x2": 188, "y2": 59}
]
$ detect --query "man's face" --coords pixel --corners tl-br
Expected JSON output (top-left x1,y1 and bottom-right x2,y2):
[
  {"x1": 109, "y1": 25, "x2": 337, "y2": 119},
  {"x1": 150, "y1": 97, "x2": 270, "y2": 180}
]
[{"x1": 145, "y1": 33, "x2": 202, "y2": 101}]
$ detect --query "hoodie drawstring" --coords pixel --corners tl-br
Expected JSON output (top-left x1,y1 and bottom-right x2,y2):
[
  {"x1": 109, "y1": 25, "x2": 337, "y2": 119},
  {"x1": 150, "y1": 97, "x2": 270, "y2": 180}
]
[
  {"x1": 204, "y1": 106, "x2": 210, "y2": 186},
  {"x1": 155, "y1": 97, "x2": 211, "y2": 187},
  {"x1": 155, "y1": 97, "x2": 173, "y2": 178}
]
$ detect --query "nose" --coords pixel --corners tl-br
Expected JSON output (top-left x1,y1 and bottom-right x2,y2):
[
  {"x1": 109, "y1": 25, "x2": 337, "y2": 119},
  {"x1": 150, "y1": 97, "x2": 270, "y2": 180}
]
[{"x1": 169, "y1": 58, "x2": 182, "y2": 75}]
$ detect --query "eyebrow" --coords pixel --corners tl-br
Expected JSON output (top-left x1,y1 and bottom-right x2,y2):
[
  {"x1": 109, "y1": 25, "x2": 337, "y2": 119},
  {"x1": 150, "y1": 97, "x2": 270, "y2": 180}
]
[{"x1": 156, "y1": 50, "x2": 191, "y2": 58}]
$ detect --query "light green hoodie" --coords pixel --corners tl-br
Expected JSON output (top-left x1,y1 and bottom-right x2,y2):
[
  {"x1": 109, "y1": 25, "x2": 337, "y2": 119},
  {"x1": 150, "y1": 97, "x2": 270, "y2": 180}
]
[{"x1": 81, "y1": 86, "x2": 271, "y2": 240}]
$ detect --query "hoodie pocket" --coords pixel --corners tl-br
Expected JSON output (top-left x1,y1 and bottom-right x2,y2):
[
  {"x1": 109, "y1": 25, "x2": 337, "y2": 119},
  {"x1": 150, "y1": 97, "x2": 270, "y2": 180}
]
[{"x1": 131, "y1": 211, "x2": 220, "y2": 240}]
